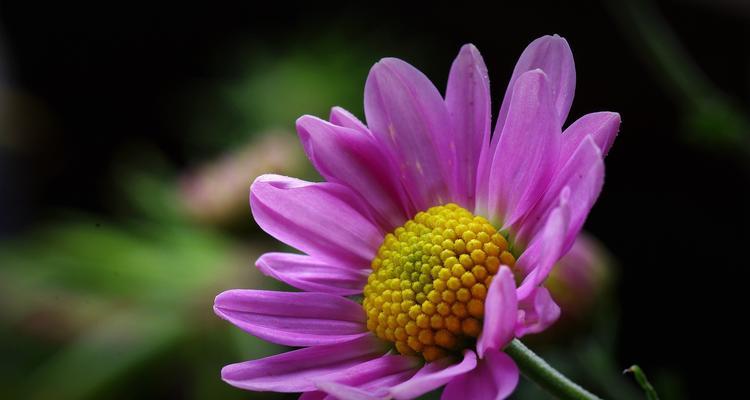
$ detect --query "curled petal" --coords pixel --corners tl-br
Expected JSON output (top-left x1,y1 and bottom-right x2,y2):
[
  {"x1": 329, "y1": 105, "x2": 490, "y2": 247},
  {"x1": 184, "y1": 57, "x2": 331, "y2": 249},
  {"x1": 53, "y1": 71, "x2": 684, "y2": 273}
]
[
  {"x1": 256, "y1": 252, "x2": 368, "y2": 296},
  {"x1": 221, "y1": 335, "x2": 387, "y2": 392},
  {"x1": 250, "y1": 174, "x2": 383, "y2": 267},
  {"x1": 442, "y1": 349, "x2": 519, "y2": 400},
  {"x1": 214, "y1": 289, "x2": 367, "y2": 347},
  {"x1": 477, "y1": 267, "x2": 517, "y2": 358},
  {"x1": 516, "y1": 200, "x2": 570, "y2": 301},
  {"x1": 515, "y1": 286, "x2": 561, "y2": 337},
  {"x1": 389, "y1": 350, "x2": 477, "y2": 400}
]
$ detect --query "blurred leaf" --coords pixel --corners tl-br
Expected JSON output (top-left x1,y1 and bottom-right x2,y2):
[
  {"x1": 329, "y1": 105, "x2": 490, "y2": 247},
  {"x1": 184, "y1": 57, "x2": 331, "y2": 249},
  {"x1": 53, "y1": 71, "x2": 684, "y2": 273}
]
[
  {"x1": 185, "y1": 38, "x2": 371, "y2": 156},
  {"x1": 625, "y1": 365, "x2": 660, "y2": 400},
  {"x1": 25, "y1": 310, "x2": 184, "y2": 400}
]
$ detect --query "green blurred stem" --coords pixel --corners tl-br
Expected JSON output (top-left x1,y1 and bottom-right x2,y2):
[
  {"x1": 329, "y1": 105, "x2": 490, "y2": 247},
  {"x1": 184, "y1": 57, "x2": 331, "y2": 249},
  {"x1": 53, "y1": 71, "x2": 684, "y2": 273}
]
[{"x1": 506, "y1": 339, "x2": 603, "y2": 400}]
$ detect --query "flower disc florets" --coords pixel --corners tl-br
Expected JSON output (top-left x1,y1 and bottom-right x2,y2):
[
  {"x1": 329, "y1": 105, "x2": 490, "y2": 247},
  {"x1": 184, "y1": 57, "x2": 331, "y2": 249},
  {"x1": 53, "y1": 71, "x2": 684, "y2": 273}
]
[{"x1": 363, "y1": 203, "x2": 517, "y2": 361}]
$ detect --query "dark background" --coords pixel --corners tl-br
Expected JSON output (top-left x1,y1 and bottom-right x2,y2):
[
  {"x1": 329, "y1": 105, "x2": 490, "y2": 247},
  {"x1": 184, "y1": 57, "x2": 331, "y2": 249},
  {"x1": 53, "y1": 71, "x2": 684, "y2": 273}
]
[{"x1": 1, "y1": 1, "x2": 748, "y2": 398}]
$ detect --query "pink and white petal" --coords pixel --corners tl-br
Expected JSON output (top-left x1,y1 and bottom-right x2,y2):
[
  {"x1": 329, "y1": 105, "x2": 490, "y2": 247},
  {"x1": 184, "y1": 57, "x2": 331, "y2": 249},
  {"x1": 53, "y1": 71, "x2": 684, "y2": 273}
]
[
  {"x1": 364, "y1": 58, "x2": 454, "y2": 211},
  {"x1": 516, "y1": 201, "x2": 570, "y2": 301},
  {"x1": 442, "y1": 349, "x2": 519, "y2": 400},
  {"x1": 561, "y1": 112, "x2": 620, "y2": 161},
  {"x1": 487, "y1": 70, "x2": 561, "y2": 229},
  {"x1": 389, "y1": 350, "x2": 477, "y2": 400},
  {"x1": 329, "y1": 106, "x2": 371, "y2": 136},
  {"x1": 517, "y1": 136, "x2": 604, "y2": 247},
  {"x1": 221, "y1": 335, "x2": 387, "y2": 392},
  {"x1": 297, "y1": 115, "x2": 410, "y2": 231},
  {"x1": 315, "y1": 354, "x2": 420, "y2": 400},
  {"x1": 515, "y1": 286, "x2": 561, "y2": 337},
  {"x1": 214, "y1": 289, "x2": 368, "y2": 347},
  {"x1": 256, "y1": 252, "x2": 368, "y2": 296},
  {"x1": 445, "y1": 44, "x2": 491, "y2": 210},
  {"x1": 250, "y1": 174, "x2": 384, "y2": 267},
  {"x1": 477, "y1": 267, "x2": 518, "y2": 358}
]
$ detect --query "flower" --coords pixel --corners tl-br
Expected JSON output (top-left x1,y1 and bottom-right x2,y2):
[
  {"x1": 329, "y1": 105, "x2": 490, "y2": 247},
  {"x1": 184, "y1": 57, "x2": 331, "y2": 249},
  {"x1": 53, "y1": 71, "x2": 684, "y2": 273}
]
[
  {"x1": 214, "y1": 35, "x2": 620, "y2": 399},
  {"x1": 179, "y1": 131, "x2": 304, "y2": 225},
  {"x1": 545, "y1": 233, "x2": 613, "y2": 322}
]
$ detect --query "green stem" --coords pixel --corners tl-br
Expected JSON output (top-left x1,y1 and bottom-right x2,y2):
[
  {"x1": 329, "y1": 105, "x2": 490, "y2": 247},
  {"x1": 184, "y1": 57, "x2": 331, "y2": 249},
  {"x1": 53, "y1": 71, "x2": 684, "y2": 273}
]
[{"x1": 505, "y1": 339, "x2": 603, "y2": 400}]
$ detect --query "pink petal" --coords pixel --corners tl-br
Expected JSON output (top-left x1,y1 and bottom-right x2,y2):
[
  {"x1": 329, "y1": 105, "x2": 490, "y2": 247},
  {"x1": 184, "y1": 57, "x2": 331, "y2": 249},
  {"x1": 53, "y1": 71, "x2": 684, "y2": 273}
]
[
  {"x1": 315, "y1": 354, "x2": 420, "y2": 400},
  {"x1": 478, "y1": 35, "x2": 575, "y2": 212},
  {"x1": 477, "y1": 267, "x2": 518, "y2": 358},
  {"x1": 445, "y1": 44, "x2": 491, "y2": 210},
  {"x1": 515, "y1": 286, "x2": 561, "y2": 337},
  {"x1": 561, "y1": 111, "x2": 621, "y2": 161},
  {"x1": 498, "y1": 34, "x2": 576, "y2": 130},
  {"x1": 250, "y1": 174, "x2": 384, "y2": 268},
  {"x1": 221, "y1": 335, "x2": 387, "y2": 392},
  {"x1": 256, "y1": 252, "x2": 368, "y2": 296},
  {"x1": 517, "y1": 135, "x2": 604, "y2": 248},
  {"x1": 299, "y1": 392, "x2": 327, "y2": 400},
  {"x1": 364, "y1": 57, "x2": 454, "y2": 211},
  {"x1": 487, "y1": 70, "x2": 561, "y2": 229},
  {"x1": 214, "y1": 289, "x2": 368, "y2": 347},
  {"x1": 389, "y1": 350, "x2": 477, "y2": 400},
  {"x1": 516, "y1": 199, "x2": 570, "y2": 300},
  {"x1": 329, "y1": 106, "x2": 371, "y2": 136},
  {"x1": 296, "y1": 115, "x2": 409, "y2": 231},
  {"x1": 442, "y1": 348, "x2": 519, "y2": 400}
]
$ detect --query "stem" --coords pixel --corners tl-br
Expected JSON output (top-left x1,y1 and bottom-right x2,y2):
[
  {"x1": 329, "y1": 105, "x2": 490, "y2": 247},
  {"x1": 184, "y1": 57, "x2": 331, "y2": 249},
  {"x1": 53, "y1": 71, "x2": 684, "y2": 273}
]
[{"x1": 505, "y1": 339, "x2": 603, "y2": 400}]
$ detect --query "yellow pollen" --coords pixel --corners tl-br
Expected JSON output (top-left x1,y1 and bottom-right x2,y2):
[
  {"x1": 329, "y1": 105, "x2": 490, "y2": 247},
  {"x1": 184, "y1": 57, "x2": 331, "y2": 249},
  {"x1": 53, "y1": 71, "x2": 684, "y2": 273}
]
[{"x1": 363, "y1": 203, "x2": 515, "y2": 361}]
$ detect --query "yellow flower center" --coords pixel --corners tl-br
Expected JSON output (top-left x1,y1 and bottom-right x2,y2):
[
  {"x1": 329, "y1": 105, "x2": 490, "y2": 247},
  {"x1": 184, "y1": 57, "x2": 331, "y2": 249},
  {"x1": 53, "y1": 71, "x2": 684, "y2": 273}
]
[{"x1": 363, "y1": 203, "x2": 517, "y2": 361}]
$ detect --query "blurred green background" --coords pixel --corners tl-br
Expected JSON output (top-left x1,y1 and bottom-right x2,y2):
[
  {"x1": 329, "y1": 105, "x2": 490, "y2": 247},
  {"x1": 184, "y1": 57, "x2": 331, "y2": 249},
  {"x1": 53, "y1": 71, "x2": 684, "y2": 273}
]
[{"x1": 0, "y1": 1, "x2": 747, "y2": 399}]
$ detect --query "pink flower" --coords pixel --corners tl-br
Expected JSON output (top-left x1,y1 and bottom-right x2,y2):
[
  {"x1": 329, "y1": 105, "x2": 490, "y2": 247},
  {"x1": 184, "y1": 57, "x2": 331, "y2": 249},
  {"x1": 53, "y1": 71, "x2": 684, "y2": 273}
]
[
  {"x1": 215, "y1": 35, "x2": 620, "y2": 399},
  {"x1": 546, "y1": 233, "x2": 613, "y2": 322}
]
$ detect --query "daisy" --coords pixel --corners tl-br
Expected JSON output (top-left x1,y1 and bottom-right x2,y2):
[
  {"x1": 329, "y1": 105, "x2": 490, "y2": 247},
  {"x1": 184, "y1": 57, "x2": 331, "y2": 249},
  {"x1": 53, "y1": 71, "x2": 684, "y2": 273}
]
[{"x1": 215, "y1": 34, "x2": 620, "y2": 399}]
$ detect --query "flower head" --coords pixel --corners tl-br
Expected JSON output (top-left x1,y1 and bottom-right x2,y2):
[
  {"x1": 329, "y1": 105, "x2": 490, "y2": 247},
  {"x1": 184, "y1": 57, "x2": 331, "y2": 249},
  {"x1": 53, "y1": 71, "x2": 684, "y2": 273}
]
[{"x1": 215, "y1": 35, "x2": 621, "y2": 399}]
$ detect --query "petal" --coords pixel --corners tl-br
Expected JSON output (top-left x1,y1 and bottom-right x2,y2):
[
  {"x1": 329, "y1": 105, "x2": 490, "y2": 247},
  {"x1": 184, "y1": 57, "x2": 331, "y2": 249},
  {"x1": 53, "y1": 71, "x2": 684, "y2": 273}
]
[
  {"x1": 445, "y1": 44, "x2": 491, "y2": 210},
  {"x1": 329, "y1": 106, "x2": 371, "y2": 136},
  {"x1": 214, "y1": 289, "x2": 368, "y2": 347},
  {"x1": 517, "y1": 135, "x2": 604, "y2": 248},
  {"x1": 516, "y1": 199, "x2": 570, "y2": 300},
  {"x1": 442, "y1": 349, "x2": 519, "y2": 400},
  {"x1": 497, "y1": 34, "x2": 576, "y2": 130},
  {"x1": 256, "y1": 252, "x2": 368, "y2": 296},
  {"x1": 389, "y1": 350, "x2": 477, "y2": 400},
  {"x1": 250, "y1": 174, "x2": 384, "y2": 267},
  {"x1": 477, "y1": 267, "x2": 518, "y2": 358},
  {"x1": 296, "y1": 115, "x2": 409, "y2": 230},
  {"x1": 300, "y1": 392, "x2": 327, "y2": 400},
  {"x1": 478, "y1": 35, "x2": 575, "y2": 212},
  {"x1": 515, "y1": 286, "x2": 561, "y2": 337},
  {"x1": 315, "y1": 354, "x2": 420, "y2": 400},
  {"x1": 561, "y1": 112, "x2": 621, "y2": 161},
  {"x1": 221, "y1": 335, "x2": 387, "y2": 392},
  {"x1": 364, "y1": 58, "x2": 454, "y2": 211},
  {"x1": 487, "y1": 70, "x2": 561, "y2": 229}
]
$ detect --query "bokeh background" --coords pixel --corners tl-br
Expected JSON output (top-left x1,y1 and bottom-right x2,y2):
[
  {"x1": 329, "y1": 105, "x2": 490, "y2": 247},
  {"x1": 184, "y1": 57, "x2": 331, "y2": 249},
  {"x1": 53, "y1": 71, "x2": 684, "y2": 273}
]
[{"x1": 1, "y1": 1, "x2": 748, "y2": 399}]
